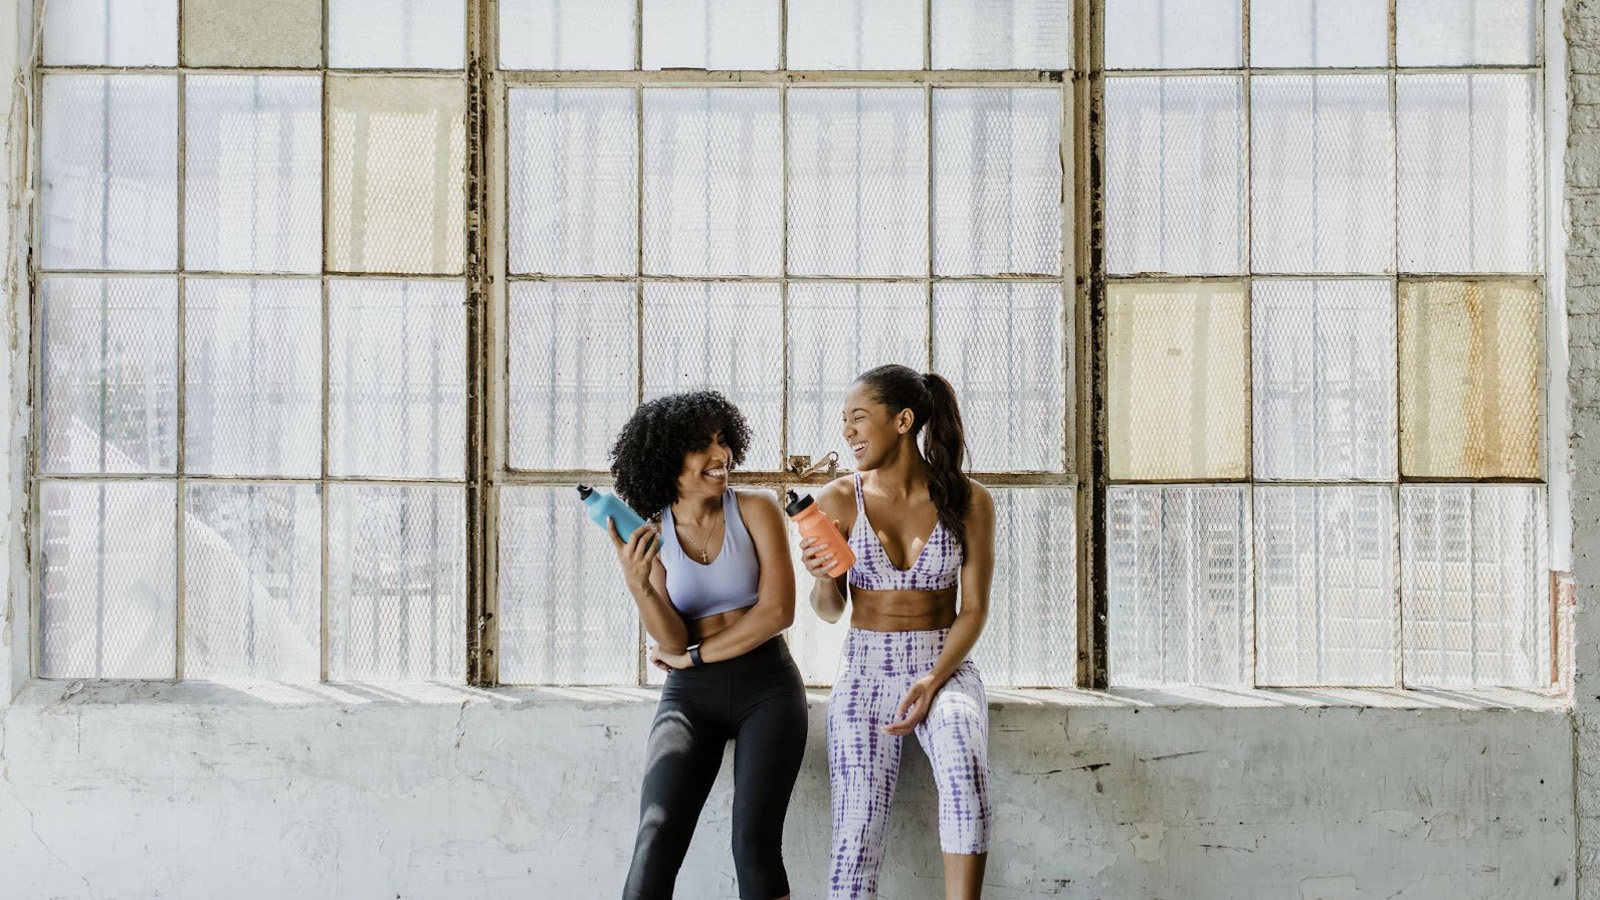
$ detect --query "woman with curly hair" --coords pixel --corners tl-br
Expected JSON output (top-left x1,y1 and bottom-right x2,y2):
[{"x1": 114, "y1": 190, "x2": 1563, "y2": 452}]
[
  {"x1": 606, "y1": 391, "x2": 807, "y2": 900},
  {"x1": 799, "y1": 365, "x2": 995, "y2": 900}
]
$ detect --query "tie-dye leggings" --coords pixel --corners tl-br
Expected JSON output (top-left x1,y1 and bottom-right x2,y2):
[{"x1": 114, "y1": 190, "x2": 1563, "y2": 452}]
[{"x1": 827, "y1": 628, "x2": 992, "y2": 899}]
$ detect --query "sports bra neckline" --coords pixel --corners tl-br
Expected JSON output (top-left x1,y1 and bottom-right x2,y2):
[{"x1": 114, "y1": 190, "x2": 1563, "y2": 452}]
[
  {"x1": 859, "y1": 499, "x2": 944, "y2": 574},
  {"x1": 848, "y1": 472, "x2": 961, "y2": 590},
  {"x1": 663, "y1": 491, "x2": 734, "y2": 568}
]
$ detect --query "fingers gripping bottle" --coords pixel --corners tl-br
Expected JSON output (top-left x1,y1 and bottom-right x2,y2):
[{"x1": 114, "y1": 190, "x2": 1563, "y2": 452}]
[
  {"x1": 577, "y1": 484, "x2": 648, "y2": 541},
  {"x1": 786, "y1": 490, "x2": 855, "y2": 578}
]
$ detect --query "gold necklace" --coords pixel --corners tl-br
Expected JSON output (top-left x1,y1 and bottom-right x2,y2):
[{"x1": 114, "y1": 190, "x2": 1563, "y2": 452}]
[{"x1": 678, "y1": 507, "x2": 722, "y2": 564}]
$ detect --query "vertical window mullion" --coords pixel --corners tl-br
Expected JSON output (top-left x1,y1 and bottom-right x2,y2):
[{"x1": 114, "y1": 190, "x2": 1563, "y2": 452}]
[
  {"x1": 466, "y1": 0, "x2": 496, "y2": 685},
  {"x1": 632, "y1": 76, "x2": 646, "y2": 685},
  {"x1": 1085, "y1": 0, "x2": 1109, "y2": 688},
  {"x1": 175, "y1": 68, "x2": 188, "y2": 679},
  {"x1": 1389, "y1": 0, "x2": 1404, "y2": 688}
]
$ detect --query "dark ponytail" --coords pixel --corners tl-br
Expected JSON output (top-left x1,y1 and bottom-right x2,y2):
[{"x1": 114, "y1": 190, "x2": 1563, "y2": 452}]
[{"x1": 855, "y1": 365, "x2": 972, "y2": 550}]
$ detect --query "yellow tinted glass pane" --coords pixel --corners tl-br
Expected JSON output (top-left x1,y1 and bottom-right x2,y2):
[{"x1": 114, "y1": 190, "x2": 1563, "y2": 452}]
[
  {"x1": 1108, "y1": 281, "x2": 1249, "y2": 481},
  {"x1": 328, "y1": 76, "x2": 466, "y2": 274},
  {"x1": 1399, "y1": 280, "x2": 1540, "y2": 479},
  {"x1": 184, "y1": 0, "x2": 322, "y2": 68}
]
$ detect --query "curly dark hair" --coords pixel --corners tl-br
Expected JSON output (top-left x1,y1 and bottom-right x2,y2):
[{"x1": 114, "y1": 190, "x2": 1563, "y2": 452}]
[{"x1": 609, "y1": 391, "x2": 752, "y2": 517}]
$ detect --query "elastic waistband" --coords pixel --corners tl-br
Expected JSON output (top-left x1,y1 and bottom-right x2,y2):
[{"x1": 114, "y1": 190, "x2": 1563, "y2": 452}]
[{"x1": 842, "y1": 628, "x2": 949, "y2": 677}]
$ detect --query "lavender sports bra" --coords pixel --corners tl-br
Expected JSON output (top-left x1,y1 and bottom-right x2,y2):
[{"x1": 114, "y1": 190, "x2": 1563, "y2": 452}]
[
  {"x1": 847, "y1": 474, "x2": 963, "y2": 592},
  {"x1": 660, "y1": 489, "x2": 761, "y2": 618}
]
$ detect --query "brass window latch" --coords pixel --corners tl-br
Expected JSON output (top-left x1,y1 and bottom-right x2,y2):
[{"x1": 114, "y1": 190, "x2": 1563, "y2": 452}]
[{"x1": 787, "y1": 451, "x2": 841, "y2": 479}]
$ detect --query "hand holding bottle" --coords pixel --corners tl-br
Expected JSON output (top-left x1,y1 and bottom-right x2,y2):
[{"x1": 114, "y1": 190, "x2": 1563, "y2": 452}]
[
  {"x1": 799, "y1": 530, "x2": 847, "y2": 580},
  {"x1": 608, "y1": 517, "x2": 661, "y2": 591},
  {"x1": 788, "y1": 490, "x2": 854, "y2": 579}
]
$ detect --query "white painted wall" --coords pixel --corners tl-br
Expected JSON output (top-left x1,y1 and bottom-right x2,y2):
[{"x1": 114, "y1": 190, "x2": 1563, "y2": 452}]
[{"x1": 2, "y1": 0, "x2": 1598, "y2": 897}]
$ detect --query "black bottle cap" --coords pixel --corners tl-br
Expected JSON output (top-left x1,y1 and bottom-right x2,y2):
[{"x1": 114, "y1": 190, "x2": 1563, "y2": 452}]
[
  {"x1": 576, "y1": 484, "x2": 594, "y2": 499},
  {"x1": 785, "y1": 490, "x2": 813, "y2": 517}
]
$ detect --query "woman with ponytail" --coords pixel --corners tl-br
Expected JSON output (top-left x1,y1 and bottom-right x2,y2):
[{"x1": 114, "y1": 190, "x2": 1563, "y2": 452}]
[{"x1": 798, "y1": 364, "x2": 996, "y2": 900}]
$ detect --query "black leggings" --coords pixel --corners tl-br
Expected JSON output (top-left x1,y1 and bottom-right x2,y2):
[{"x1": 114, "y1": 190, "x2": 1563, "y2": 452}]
[{"x1": 622, "y1": 636, "x2": 808, "y2": 900}]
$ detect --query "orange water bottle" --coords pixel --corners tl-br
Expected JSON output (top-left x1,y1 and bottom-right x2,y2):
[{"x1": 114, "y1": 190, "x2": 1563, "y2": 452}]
[{"x1": 786, "y1": 490, "x2": 854, "y2": 577}]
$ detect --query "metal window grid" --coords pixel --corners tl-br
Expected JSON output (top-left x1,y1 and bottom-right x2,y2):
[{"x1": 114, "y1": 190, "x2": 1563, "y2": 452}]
[
  {"x1": 23, "y1": 0, "x2": 1553, "y2": 689},
  {"x1": 1095, "y1": 0, "x2": 1553, "y2": 689},
  {"x1": 27, "y1": 0, "x2": 1089, "y2": 687}
]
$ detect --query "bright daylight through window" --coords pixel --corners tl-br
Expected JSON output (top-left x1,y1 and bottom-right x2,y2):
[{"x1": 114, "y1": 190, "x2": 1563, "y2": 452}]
[{"x1": 29, "y1": 0, "x2": 1555, "y2": 692}]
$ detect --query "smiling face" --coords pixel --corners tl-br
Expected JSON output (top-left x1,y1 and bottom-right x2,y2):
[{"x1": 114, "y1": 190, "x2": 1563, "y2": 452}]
[
  {"x1": 675, "y1": 431, "x2": 732, "y2": 502},
  {"x1": 842, "y1": 383, "x2": 914, "y2": 471}
]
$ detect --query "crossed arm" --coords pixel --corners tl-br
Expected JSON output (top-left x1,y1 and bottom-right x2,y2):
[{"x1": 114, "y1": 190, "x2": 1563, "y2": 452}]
[{"x1": 609, "y1": 492, "x2": 796, "y2": 664}]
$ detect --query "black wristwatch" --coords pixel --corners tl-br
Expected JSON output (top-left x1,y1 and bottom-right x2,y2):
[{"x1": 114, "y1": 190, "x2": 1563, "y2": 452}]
[{"x1": 689, "y1": 645, "x2": 704, "y2": 668}]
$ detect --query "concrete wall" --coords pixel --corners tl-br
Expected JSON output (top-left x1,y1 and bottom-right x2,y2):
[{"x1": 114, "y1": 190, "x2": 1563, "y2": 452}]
[
  {"x1": 1569, "y1": 0, "x2": 1600, "y2": 895},
  {"x1": 2, "y1": 2, "x2": 1597, "y2": 899},
  {"x1": 0, "y1": 683, "x2": 1577, "y2": 899}
]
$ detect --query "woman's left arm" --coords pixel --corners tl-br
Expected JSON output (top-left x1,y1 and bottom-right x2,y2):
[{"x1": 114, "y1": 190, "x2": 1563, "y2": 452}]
[
  {"x1": 677, "y1": 491, "x2": 797, "y2": 665},
  {"x1": 885, "y1": 483, "x2": 994, "y2": 736}
]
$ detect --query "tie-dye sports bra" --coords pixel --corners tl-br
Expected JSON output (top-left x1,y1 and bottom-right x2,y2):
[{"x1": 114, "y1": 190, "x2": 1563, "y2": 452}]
[{"x1": 847, "y1": 473, "x2": 963, "y2": 592}]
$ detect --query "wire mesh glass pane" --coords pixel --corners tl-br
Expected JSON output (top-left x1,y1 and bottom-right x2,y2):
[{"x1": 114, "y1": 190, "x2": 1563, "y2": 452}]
[
  {"x1": 328, "y1": 484, "x2": 465, "y2": 682},
  {"x1": 1106, "y1": 76, "x2": 1244, "y2": 276},
  {"x1": 508, "y1": 88, "x2": 637, "y2": 276},
  {"x1": 1107, "y1": 282, "x2": 1249, "y2": 481},
  {"x1": 501, "y1": 0, "x2": 636, "y2": 70},
  {"x1": 787, "y1": 283, "x2": 927, "y2": 464},
  {"x1": 329, "y1": 279, "x2": 466, "y2": 479},
  {"x1": 509, "y1": 282, "x2": 638, "y2": 470},
  {"x1": 1251, "y1": 75, "x2": 1393, "y2": 274},
  {"x1": 1255, "y1": 486, "x2": 1396, "y2": 686},
  {"x1": 933, "y1": 283, "x2": 1065, "y2": 472},
  {"x1": 1402, "y1": 485, "x2": 1547, "y2": 687},
  {"x1": 183, "y1": 0, "x2": 323, "y2": 68},
  {"x1": 44, "y1": 0, "x2": 176, "y2": 66},
  {"x1": 931, "y1": 0, "x2": 1070, "y2": 69},
  {"x1": 329, "y1": 0, "x2": 465, "y2": 69},
  {"x1": 1254, "y1": 280, "x2": 1395, "y2": 481},
  {"x1": 498, "y1": 485, "x2": 640, "y2": 684},
  {"x1": 184, "y1": 483, "x2": 321, "y2": 682},
  {"x1": 1248, "y1": 0, "x2": 1388, "y2": 68},
  {"x1": 643, "y1": 283, "x2": 783, "y2": 469},
  {"x1": 1108, "y1": 485, "x2": 1251, "y2": 686},
  {"x1": 787, "y1": 0, "x2": 923, "y2": 70},
  {"x1": 38, "y1": 481, "x2": 177, "y2": 679},
  {"x1": 1399, "y1": 280, "x2": 1540, "y2": 479},
  {"x1": 41, "y1": 75, "x2": 177, "y2": 271},
  {"x1": 41, "y1": 277, "x2": 178, "y2": 475},
  {"x1": 789, "y1": 88, "x2": 926, "y2": 277},
  {"x1": 974, "y1": 487, "x2": 1077, "y2": 687},
  {"x1": 185, "y1": 279, "x2": 322, "y2": 478},
  {"x1": 933, "y1": 88, "x2": 1062, "y2": 277},
  {"x1": 328, "y1": 75, "x2": 467, "y2": 275},
  {"x1": 186, "y1": 75, "x2": 322, "y2": 274},
  {"x1": 643, "y1": 0, "x2": 780, "y2": 70},
  {"x1": 643, "y1": 88, "x2": 781, "y2": 276},
  {"x1": 1397, "y1": 0, "x2": 1537, "y2": 66},
  {"x1": 1398, "y1": 74, "x2": 1541, "y2": 274},
  {"x1": 1106, "y1": 0, "x2": 1242, "y2": 69}
]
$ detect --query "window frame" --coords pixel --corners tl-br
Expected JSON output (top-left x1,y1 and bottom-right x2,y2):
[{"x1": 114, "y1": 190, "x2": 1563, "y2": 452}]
[{"x1": 22, "y1": 0, "x2": 1561, "y2": 692}]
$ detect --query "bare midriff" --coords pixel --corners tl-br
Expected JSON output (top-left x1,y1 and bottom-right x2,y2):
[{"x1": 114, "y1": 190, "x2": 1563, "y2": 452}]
[
  {"x1": 848, "y1": 586, "x2": 958, "y2": 632},
  {"x1": 687, "y1": 605, "x2": 751, "y2": 644}
]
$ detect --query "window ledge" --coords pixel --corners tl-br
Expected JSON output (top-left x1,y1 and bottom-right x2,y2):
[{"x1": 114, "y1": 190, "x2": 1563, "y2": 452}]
[{"x1": 5, "y1": 678, "x2": 1570, "y2": 713}]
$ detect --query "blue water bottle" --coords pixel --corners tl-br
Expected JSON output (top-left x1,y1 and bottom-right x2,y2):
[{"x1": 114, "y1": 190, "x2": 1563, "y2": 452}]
[{"x1": 577, "y1": 484, "x2": 648, "y2": 541}]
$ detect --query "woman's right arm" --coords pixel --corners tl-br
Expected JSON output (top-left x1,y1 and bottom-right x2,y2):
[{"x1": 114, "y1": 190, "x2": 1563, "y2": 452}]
[
  {"x1": 800, "y1": 479, "x2": 854, "y2": 625},
  {"x1": 609, "y1": 520, "x2": 690, "y2": 653}
]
